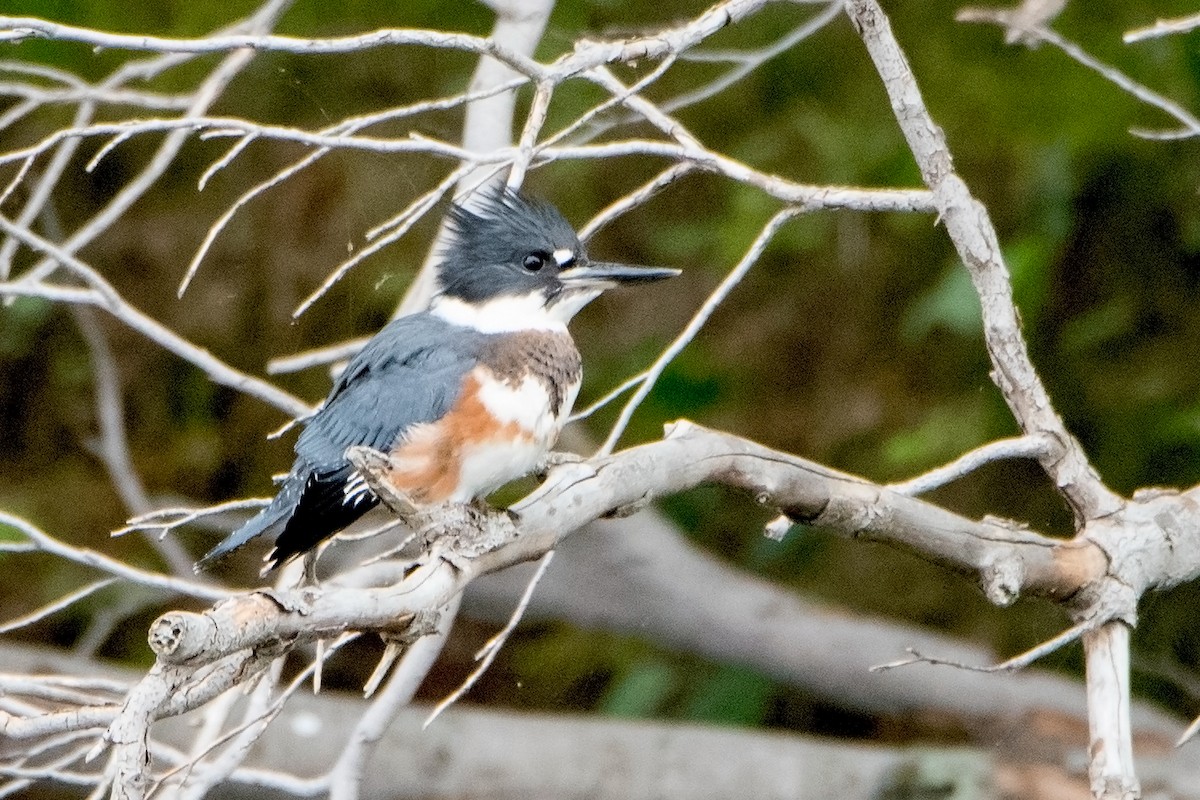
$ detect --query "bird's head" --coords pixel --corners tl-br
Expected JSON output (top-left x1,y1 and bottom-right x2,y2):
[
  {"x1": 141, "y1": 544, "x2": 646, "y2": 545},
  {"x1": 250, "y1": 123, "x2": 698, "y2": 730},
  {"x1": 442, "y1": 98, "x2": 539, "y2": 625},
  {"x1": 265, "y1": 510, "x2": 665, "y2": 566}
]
[{"x1": 431, "y1": 188, "x2": 679, "y2": 332}]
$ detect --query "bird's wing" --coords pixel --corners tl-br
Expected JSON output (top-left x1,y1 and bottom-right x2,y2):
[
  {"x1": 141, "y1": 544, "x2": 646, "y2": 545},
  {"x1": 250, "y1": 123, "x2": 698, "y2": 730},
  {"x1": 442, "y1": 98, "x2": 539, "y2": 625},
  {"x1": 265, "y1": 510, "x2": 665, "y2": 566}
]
[
  {"x1": 294, "y1": 315, "x2": 479, "y2": 472},
  {"x1": 197, "y1": 314, "x2": 482, "y2": 571}
]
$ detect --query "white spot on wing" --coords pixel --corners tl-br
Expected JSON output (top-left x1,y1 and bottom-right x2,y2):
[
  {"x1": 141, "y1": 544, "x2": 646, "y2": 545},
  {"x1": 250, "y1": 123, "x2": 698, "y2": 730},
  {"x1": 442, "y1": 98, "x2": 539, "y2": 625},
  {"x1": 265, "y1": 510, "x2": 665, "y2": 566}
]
[{"x1": 342, "y1": 472, "x2": 373, "y2": 506}]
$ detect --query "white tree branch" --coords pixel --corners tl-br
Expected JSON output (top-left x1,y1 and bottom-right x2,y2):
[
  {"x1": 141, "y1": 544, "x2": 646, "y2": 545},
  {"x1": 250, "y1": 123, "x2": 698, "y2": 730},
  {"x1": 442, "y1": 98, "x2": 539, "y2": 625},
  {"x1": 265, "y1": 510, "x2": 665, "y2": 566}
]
[
  {"x1": 958, "y1": 10, "x2": 1200, "y2": 139},
  {"x1": 847, "y1": 0, "x2": 1120, "y2": 523},
  {"x1": 1124, "y1": 12, "x2": 1200, "y2": 43}
]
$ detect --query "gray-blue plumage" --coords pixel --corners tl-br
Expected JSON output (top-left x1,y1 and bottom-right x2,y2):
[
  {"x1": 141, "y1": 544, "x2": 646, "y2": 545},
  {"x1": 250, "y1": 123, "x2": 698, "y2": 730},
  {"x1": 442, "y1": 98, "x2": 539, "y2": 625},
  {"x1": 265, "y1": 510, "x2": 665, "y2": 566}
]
[
  {"x1": 195, "y1": 187, "x2": 677, "y2": 574},
  {"x1": 438, "y1": 189, "x2": 582, "y2": 303},
  {"x1": 196, "y1": 314, "x2": 484, "y2": 572}
]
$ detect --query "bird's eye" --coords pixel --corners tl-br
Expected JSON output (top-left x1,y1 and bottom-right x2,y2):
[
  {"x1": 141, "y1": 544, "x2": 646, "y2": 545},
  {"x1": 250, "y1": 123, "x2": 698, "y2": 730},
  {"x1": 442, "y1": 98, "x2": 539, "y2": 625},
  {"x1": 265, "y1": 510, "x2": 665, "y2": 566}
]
[{"x1": 523, "y1": 252, "x2": 548, "y2": 272}]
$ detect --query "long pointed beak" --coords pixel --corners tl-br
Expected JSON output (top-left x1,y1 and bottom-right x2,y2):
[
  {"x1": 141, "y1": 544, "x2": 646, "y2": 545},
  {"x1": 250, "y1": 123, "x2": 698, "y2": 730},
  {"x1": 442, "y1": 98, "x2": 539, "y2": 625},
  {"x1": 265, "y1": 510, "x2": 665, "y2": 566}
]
[{"x1": 558, "y1": 261, "x2": 681, "y2": 289}]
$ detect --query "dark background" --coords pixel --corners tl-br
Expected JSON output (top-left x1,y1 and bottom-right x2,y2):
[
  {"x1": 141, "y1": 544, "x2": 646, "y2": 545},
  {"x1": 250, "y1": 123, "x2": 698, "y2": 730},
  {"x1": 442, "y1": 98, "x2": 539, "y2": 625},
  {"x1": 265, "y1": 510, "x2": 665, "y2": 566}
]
[{"x1": 3, "y1": 0, "x2": 1200, "y2": 742}]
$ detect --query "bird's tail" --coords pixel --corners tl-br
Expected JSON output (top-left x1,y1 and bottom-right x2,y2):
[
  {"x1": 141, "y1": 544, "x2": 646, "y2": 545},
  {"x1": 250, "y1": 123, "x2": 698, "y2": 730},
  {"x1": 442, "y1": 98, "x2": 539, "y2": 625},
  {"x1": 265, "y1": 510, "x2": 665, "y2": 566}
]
[{"x1": 193, "y1": 477, "x2": 303, "y2": 573}]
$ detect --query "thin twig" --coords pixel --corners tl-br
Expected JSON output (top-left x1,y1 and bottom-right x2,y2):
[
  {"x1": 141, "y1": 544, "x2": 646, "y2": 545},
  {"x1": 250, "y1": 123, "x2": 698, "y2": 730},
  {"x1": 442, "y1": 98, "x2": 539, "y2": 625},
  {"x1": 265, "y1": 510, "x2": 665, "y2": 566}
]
[
  {"x1": 425, "y1": 550, "x2": 554, "y2": 727},
  {"x1": 291, "y1": 165, "x2": 471, "y2": 318},
  {"x1": 888, "y1": 434, "x2": 1055, "y2": 496},
  {"x1": 0, "y1": 18, "x2": 543, "y2": 77},
  {"x1": 1124, "y1": 12, "x2": 1200, "y2": 43},
  {"x1": 958, "y1": 10, "x2": 1200, "y2": 138},
  {"x1": 115, "y1": 498, "x2": 268, "y2": 539},
  {"x1": 0, "y1": 216, "x2": 310, "y2": 418},
  {"x1": 0, "y1": 579, "x2": 117, "y2": 634},
  {"x1": 871, "y1": 620, "x2": 1092, "y2": 674},
  {"x1": 14, "y1": 0, "x2": 294, "y2": 290},
  {"x1": 568, "y1": 369, "x2": 649, "y2": 423},
  {"x1": 0, "y1": 510, "x2": 227, "y2": 602},
  {"x1": 577, "y1": 162, "x2": 695, "y2": 240},
  {"x1": 73, "y1": 307, "x2": 194, "y2": 575},
  {"x1": 266, "y1": 336, "x2": 370, "y2": 375},
  {"x1": 598, "y1": 207, "x2": 799, "y2": 455}
]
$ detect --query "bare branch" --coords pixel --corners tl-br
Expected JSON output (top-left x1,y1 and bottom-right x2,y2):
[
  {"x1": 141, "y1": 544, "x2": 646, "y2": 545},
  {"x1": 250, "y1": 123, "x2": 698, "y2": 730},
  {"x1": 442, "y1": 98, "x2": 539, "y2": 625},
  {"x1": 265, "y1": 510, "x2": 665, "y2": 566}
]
[
  {"x1": 0, "y1": 217, "x2": 310, "y2": 418},
  {"x1": 848, "y1": 0, "x2": 1121, "y2": 522},
  {"x1": 167, "y1": 661, "x2": 284, "y2": 800},
  {"x1": 291, "y1": 165, "x2": 471, "y2": 318},
  {"x1": 598, "y1": 208, "x2": 801, "y2": 455},
  {"x1": 392, "y1": 0, "x2": 556, "y2": 320},
  {"x1": 872, "y1": 619, "x2": 1091, "y2": 674},
  {"x1": 0, "y1": 117, "x2": 484, "y2": 169},
  {"x1": 577, "y1": 163, "x2": 695, "y2": 240},
  {"x1": 267, "y1": 337, "x2": 370, "y2": 376},
  {"x1": 665, "y1": 2, "x2": 843, "y2": 112},
  {"x1": 327, "y1": 603, "x2": 456, "y2": 800},
  {"x1": 0, "y1": 18, "x2": 543, "y2": 78},
  {"x1": 182, "y1": 77, "x2": 526, "y2": 295},
  {"x1": 115, "y1": 499, "x2": 268, "y2": 540},
  {"x1": 7, "y1": 0, "x2": 294, "y2": 285},
  {"x1": 1084, "y1": 623, "x2": 1138, "y2": 798},
  {"x1": 568, "y1": 369, "x2": 650, "y2": 423},
  {"x1": 954, "y1": 0, "x2": 1066, "y2": 44},
  {"x1": 137, "y1": 422, "x2": 1117, "y2": 678},
  {"x1": 424, "y1": 550, "x2": 554, "y2": 727},
  {"x1": 958, "y1": 10, "x2": 1200, "y2": 138},
  {"x1": 1124, "y1": 12, "x2": 1200, "y2": 43},
  {"x1": 0, "y1": 511, "x2": 227, "y2": 603},
  {"x1": 888, "y1": 434, "x2": 1056, "y2": 496},
  {"x1": 73, "y1": 308, "x2": 195, "y2": 576},
  {"x1": 0, "y1": 579, "x2": 117, "y2": 635}
]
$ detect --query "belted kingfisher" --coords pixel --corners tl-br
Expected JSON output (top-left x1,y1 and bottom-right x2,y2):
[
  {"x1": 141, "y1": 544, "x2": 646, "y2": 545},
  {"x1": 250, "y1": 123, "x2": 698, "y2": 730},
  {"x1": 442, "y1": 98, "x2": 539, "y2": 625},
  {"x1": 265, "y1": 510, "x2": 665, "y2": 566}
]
[{"x1": 197, "y1": 189, "x2": 678, "y2": 573}]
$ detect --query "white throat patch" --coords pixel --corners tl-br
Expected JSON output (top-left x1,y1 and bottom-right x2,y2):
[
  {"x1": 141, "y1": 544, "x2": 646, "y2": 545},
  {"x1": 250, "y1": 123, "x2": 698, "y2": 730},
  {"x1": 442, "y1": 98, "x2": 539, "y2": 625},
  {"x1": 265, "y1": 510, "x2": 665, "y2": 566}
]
[{"x1": 431, "y1": 293, "x2": 571, "y2": 333}]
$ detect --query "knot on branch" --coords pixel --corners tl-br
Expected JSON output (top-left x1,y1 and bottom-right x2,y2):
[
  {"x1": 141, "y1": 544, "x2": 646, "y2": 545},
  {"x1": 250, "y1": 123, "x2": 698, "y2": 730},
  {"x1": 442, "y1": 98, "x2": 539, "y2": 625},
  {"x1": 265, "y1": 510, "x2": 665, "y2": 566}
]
[
  {"x1": 980, "y1": 556, "x2": 1024, "y2": 606},
  {"x1": 1082, "y1": 492, "x2": 1200, "y2": 599},
  {"x1": 663, "y1": 418, "x2": 699, "y2": 440},
  {"x1": 149, "y1": 611, "x2": 215, "y2": 663},
  {"x1": 423, "y1": 503, "x2": 522, "y2": 564}
]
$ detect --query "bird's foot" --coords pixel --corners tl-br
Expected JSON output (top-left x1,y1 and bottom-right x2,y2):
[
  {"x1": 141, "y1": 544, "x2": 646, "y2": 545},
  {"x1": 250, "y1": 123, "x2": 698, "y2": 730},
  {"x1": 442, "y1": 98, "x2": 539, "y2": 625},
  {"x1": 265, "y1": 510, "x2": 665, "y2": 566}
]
[
  {"x1": 464, "y1": 497, "x2": 520, "y2": 524},
  {"x1": 345, "y1": 445, "x2": 420, "y2": 517},
  {"x1": 301, "y1": 550, "x2": 320, "y2": 587}
]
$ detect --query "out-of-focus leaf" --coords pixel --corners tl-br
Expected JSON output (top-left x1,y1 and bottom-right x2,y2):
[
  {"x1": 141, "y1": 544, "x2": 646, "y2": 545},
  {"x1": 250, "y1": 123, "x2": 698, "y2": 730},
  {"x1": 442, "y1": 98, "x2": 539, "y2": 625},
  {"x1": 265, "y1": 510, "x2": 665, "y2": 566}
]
[
  {"x1": 0, "y1": 297, "x2": 54, "y2": 359},
  {"x1": 901, "y1": 260, "x2": 981, "y2": 341},
  {"x1": 681, "y1": 664, "x2": 774, "y2": 725},
  {"x1": 599, "y1": 659, "x2": 676, "y2": 718},
  {"x1": 882, "y1": 399, "x2": 991, "y2": 475},
  {"x1": 1059, "y1": 296, "x2": 1134, "y2": 355}
]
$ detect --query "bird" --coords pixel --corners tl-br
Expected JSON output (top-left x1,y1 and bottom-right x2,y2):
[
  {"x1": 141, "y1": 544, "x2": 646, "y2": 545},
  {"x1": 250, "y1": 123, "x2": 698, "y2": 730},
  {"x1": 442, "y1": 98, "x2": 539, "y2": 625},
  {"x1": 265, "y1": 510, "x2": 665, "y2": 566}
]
[{"x1": 196, "y1": 188, "x2": 679, "y2": 574}]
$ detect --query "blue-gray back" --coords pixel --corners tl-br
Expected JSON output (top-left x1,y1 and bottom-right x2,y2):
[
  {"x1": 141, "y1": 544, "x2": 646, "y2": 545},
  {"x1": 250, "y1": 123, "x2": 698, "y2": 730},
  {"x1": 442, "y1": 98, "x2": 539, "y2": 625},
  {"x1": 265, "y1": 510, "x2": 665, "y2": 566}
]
[{"x1": 296, "y1": 312, "x2": 486, "y2": 473}]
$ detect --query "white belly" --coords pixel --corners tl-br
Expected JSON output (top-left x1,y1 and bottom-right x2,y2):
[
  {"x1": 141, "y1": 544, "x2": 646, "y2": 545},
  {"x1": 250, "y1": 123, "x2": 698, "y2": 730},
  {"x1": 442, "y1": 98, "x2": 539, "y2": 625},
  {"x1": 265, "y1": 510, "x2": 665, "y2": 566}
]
[{"x1": 451, "y1": 369, "x2": 579, "y2": 501}]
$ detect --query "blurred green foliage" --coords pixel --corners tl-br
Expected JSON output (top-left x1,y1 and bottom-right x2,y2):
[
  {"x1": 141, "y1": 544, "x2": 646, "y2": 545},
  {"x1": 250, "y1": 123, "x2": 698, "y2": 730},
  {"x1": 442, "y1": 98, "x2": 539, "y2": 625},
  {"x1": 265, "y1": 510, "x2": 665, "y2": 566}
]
[{"x1": 3, "y1": 0, "x2": 1200, "y2": 741}]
